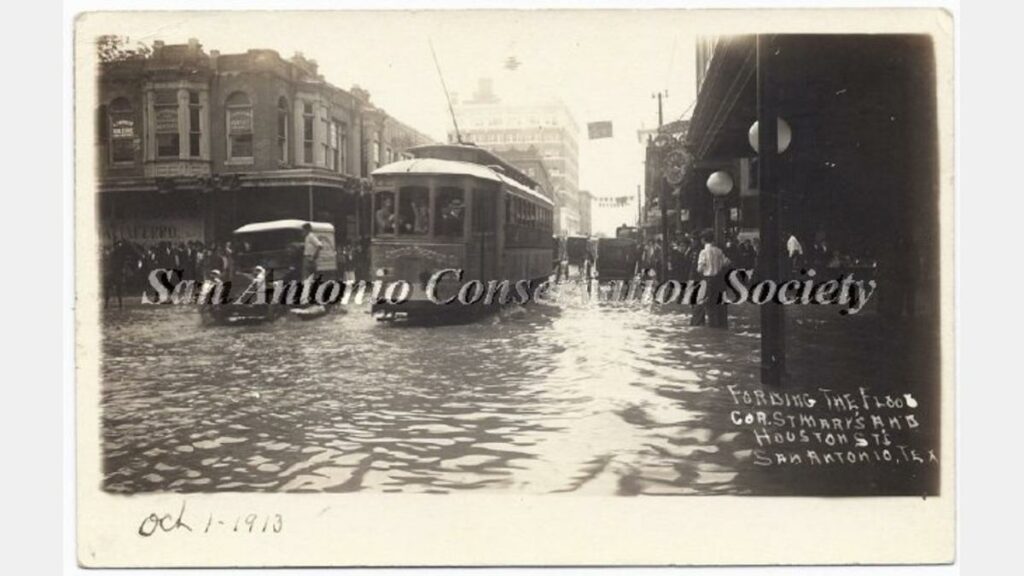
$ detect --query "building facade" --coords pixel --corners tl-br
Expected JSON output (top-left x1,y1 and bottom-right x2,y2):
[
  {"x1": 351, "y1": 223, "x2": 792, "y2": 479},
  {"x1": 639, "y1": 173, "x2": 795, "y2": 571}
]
[
  {"x1": 96, "y1": 39, "x2": 433, "y2": 249},
  {"x1": 684, "y1": 34, "x2": 940, "y2": 318},
  {"x1": 641, "y1": 119, "x2": 693, "y2": 241},
  {"x1": 450, "y1": 78, "x2": 581, "y2": 235}
]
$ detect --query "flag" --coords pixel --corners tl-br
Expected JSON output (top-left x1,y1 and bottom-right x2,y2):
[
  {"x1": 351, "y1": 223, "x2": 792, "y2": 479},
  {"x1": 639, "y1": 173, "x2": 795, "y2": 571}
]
[
  {"x1": 587, "y1": 121, "x2": 613, "y2": 139},
  {"x1": 595, "y1": 195, "x2": 634, "y2": 208}
]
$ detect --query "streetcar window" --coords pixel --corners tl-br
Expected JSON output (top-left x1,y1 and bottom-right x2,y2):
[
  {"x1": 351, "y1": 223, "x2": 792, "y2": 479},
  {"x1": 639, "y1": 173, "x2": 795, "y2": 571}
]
[
  {"x1": 472, "y1": 189, "x2": 495, "y2": 232},
  {"x1": 374, "y1": 190, "x2": 396, "y2": 235},
  {"x1": 434, "y1": 186, "x2": 465, "y2": 237},
  {"x1": 397, "y1": 186, "x2": 429, "y2": 235}
]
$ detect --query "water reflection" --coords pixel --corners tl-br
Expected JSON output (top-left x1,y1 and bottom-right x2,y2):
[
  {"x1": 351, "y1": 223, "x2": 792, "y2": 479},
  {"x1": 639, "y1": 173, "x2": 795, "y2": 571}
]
[{"x1": 101, "y1": 281, "x2": 935, "y2": 495}]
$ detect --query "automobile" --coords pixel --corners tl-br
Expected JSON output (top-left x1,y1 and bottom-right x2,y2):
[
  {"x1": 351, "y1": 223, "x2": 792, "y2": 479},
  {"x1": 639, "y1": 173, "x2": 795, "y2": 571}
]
[{"x1": 200, "y1": 219, "x2": 337, "y2": 324}]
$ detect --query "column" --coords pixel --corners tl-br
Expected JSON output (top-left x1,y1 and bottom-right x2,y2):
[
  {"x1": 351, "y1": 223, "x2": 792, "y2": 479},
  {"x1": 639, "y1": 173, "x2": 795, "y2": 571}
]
[{"x1": 177, "y1": 88, "x2": 189, "y2": 159}]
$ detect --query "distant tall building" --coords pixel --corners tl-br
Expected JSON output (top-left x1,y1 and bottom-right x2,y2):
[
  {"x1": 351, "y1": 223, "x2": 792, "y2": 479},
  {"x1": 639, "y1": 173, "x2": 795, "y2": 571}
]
[
  {"x1": 450, "y1": 78, "x2": 580, "y2": 235},
  {"x1": 492, "y1": 146, "x2": 554, "y2": 201},
  {"x1": 577, "y1": 190, "x2": 593, "y2": 236}
]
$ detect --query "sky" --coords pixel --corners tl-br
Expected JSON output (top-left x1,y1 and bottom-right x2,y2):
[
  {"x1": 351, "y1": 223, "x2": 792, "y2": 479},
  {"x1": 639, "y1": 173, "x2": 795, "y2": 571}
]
[{"x1": 88, "y1": 10, "x2": 699, "y2": 236}]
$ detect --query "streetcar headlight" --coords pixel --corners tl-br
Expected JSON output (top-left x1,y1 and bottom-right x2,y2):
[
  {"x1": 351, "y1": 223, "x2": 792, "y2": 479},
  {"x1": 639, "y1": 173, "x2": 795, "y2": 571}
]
[{"x1": 375, "y1": 267, "x2": 387, "y2": 278}]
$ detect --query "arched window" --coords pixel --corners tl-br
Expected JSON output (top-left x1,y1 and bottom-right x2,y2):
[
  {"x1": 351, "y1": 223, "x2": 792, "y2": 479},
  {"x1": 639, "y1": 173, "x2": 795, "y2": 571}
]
[
  {"x1": 276, "y1": 97, "x2": 288, "y2": 164},
  {"x1": 226, "y1": 91, "x2": 253, "y2": 160},
  {"x1": 108, "y1": 97, "x2": 135, "y2": 164}
]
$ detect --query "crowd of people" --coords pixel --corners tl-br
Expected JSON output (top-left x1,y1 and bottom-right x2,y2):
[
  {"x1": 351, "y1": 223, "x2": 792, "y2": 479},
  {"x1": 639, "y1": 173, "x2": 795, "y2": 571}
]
[
  {"x1": 651, "y1": 230, "x2": 872, "y2": 285},
  {"x1": 101, "y1": 240, "x2": 228, "y2": 308},
  {"x1": 101, "y1": 237, "x2": 373, "y2": 308},
  {"x1": 634, "y1": 230, "x2": 879, "y2": 328}
]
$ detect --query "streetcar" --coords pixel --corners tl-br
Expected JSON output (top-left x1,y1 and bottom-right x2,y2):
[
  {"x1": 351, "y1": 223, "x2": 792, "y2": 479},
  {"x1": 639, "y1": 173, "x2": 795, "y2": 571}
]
[{"x1": 369, "y1": 144, "x2": 554, "y2": 323}]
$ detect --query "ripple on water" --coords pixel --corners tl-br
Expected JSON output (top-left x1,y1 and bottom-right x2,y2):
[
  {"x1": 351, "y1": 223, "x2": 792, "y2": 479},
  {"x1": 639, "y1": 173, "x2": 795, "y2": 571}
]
[{"x1": 102, "y1": 301, "x2": 789, "y2": 495}]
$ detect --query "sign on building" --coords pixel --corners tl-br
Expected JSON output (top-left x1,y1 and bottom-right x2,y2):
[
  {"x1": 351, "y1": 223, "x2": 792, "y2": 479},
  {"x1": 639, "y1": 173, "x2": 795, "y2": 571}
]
[
  {"x1": 587, "y1": 121, "x2": 613, "y2": 139},
  {"x1": 104, "y1": 218, "x2": 206, "y2": 246}
]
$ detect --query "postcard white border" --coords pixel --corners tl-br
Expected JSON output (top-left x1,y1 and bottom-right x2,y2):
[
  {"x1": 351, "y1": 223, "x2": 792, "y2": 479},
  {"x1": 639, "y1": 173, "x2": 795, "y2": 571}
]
[{"x1": 74, "y1": 7, "x2": 956, "y2": 567}]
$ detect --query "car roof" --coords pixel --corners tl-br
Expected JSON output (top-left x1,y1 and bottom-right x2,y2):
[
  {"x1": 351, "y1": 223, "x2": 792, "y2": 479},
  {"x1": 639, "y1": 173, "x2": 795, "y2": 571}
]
[{"x1": 233, "y1": 219, "x2": 334, "y2": 234}]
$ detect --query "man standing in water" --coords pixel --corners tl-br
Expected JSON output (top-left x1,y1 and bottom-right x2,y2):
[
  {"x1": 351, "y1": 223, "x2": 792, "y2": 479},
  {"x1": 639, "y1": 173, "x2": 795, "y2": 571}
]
[
  {"x1": 301, "y1": 222, "x2": 323, "y2": 281},
  {"x1": 692, "y1": 230, "x2": 731, "y2": 328}
]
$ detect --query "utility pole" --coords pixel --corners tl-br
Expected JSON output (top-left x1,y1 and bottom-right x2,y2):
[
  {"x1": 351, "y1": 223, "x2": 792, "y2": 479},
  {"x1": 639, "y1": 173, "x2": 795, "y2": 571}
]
[
  {"x1": 756, "y1": 34, "x2": 784, "y2": 387},
  {"x1": 636, "y1": 184, "x2": 642, "y2": 228},
  {"x1": 653, "y1": 90, "x2": 669, "y2": 280}
]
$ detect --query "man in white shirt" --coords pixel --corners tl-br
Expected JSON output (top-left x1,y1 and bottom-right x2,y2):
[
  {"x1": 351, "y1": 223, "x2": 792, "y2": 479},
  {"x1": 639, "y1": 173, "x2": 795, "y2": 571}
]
[
  {"x1": 692, "y1": 231, "x2": 731, "y2": 328},
  {"x1": 787, "y1": 232, "x2": 804, "y2": 275},
  {"x1": 787, "y1": 233, "x2": 803, "y2": 258},
  {"x1": 302, "y1": 222, "x2": 323, "y2": 280}
]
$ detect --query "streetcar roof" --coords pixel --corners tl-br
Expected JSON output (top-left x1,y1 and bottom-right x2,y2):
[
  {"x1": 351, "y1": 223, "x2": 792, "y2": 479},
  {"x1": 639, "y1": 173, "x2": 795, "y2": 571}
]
[
  {"x1": 373, "y1": 158, "x2": 553, "y2": 206},
  {"x1": 233, "y1": 219, "x2": 335, "y2": 234}
]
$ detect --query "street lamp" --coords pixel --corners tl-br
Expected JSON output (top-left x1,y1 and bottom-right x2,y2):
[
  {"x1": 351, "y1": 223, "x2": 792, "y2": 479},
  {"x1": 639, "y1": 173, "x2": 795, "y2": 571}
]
[
  {"x1": 748, "y1": 117, "x2": 793, "y2": 154},
  {"x1": 706, "y1": 170, "x2": 734, "y2": 245}
]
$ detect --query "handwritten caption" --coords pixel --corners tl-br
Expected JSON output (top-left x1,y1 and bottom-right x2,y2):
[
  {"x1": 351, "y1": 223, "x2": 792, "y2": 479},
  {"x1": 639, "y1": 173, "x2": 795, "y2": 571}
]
[
  {"x1": 726, "y1": 384, "x2": 938, "y2": 467},
  {"x1": 138, "y1": 501, "x2": 283, "y2": 537}
]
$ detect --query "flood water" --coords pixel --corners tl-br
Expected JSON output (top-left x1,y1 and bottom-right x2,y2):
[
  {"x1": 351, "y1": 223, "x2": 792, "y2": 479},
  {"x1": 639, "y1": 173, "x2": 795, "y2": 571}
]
[{"x1": 100, "y1": 281, "x2": 940, "y2": 496}]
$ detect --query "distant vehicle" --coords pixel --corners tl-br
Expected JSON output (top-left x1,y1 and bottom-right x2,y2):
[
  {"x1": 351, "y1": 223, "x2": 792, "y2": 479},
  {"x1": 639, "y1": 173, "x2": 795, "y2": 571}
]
[
  {"x1": 201, "y1": 219, "x2": 337, "y2": 325},
  {"x1": 596, "y1": 237, "x2": 639, "y2": 281},
  {"x1": 370, "y1": 144, "x2": 554, "y2": 324},
  {"x1": 565, "y1": 236, "x2": 591, "y2": 266},
  {"x1": 615, "y1": 225, "x2": 640, "y2": 241}
]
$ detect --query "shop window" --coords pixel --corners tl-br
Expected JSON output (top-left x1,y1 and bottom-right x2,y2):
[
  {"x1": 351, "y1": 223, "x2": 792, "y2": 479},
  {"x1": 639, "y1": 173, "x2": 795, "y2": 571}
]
[{"x1": 226, "y1": 92, "x2": 253, "y2": 160}]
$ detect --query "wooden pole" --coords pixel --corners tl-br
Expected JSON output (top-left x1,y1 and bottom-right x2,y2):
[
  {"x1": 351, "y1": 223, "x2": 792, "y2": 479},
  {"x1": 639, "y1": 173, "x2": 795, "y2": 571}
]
[
  {"x1": 637, "y1": 184, "x2": 642, "y2": 228},
  {"x1": 656, "y1": 95, "x2": 669, "y2": 278},
  {"x1": 757, "y1": 34, "x2": 784, "y2": 387}
]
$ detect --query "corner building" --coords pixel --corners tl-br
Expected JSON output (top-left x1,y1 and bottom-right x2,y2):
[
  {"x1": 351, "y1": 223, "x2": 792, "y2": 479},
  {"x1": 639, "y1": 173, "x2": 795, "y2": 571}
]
[{"x1": 96, "y1": 39, "x2": 433, "y2": 248}]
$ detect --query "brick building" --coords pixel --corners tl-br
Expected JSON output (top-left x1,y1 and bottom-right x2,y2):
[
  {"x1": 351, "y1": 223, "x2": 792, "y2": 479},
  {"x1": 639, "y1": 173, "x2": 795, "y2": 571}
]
[{"x1": 96, "y1": 38, "x2": 433, "y2": 248}]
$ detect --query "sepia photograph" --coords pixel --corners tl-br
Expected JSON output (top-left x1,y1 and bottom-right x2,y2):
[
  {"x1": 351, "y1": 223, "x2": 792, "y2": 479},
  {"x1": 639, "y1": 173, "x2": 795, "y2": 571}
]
[{"x1": 74, "y1": 7, "x2": 955, "y2": 567}]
